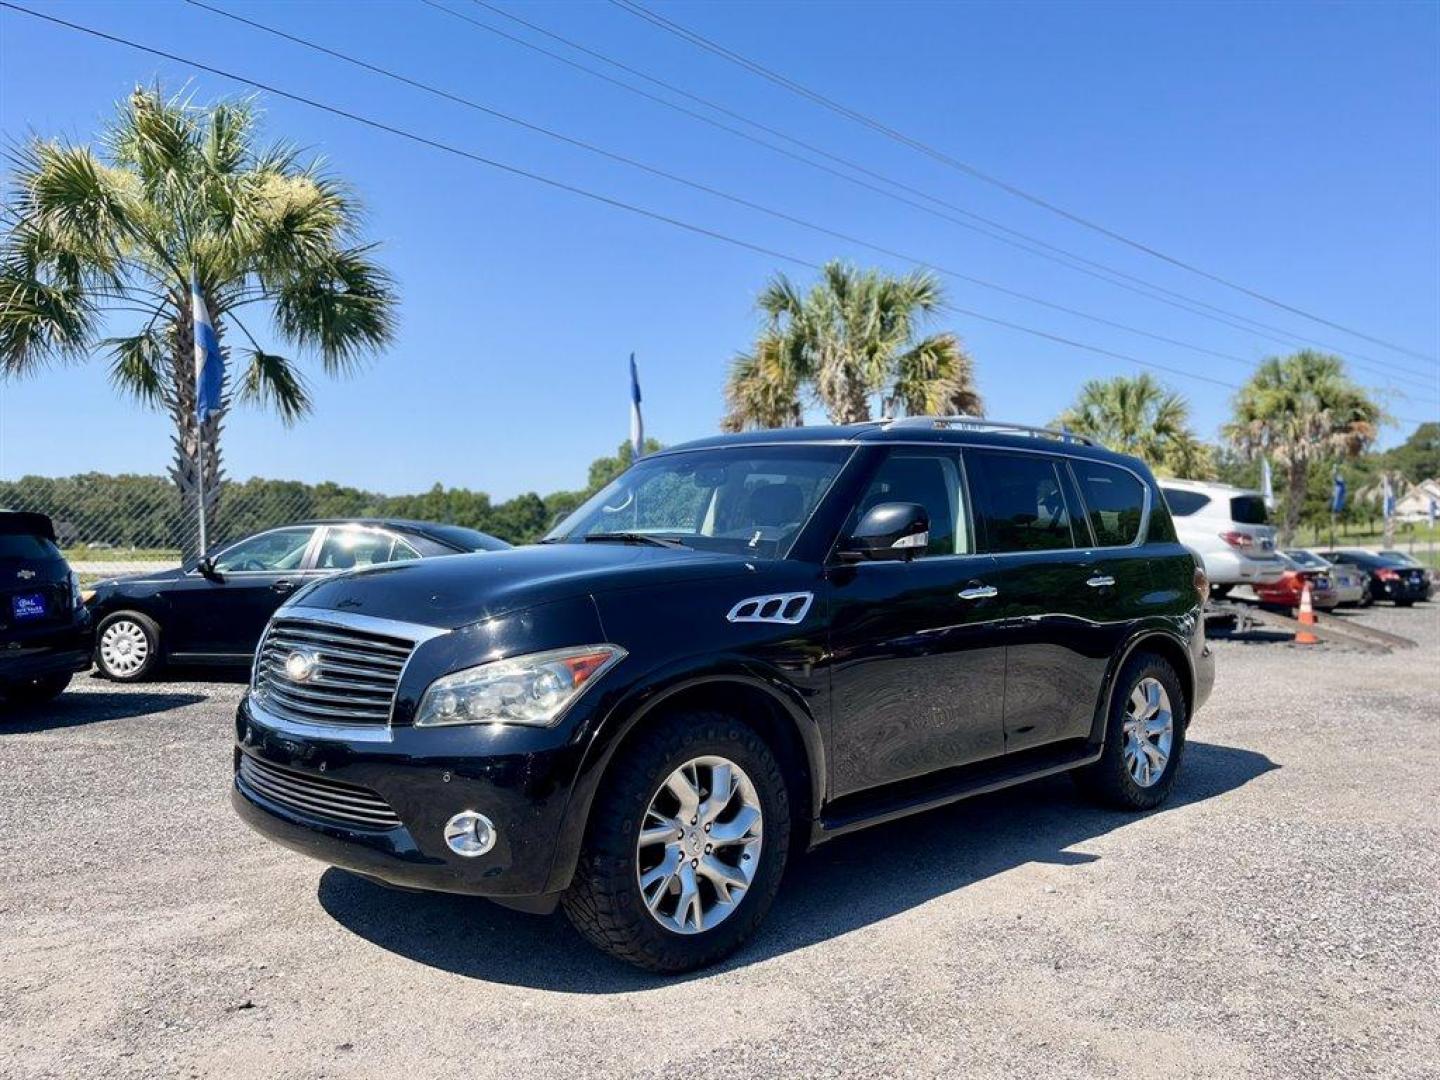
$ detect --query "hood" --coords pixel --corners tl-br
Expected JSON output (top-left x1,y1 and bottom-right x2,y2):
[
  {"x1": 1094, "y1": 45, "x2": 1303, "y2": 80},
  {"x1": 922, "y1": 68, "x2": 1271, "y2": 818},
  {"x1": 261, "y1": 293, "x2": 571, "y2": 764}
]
[
  {"x1": 289, "y1": 542, "x2": 760, "y2": 629},
  {"x1": 92, "y1": 564, "x2": 190, "y2": 591}
]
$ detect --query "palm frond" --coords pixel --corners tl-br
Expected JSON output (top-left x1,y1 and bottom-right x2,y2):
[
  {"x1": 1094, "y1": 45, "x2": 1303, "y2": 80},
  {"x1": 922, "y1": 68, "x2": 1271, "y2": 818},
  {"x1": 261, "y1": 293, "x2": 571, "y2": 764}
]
[
  {"x1": 270, "y1": 243, "x2": 396, "y2": 373},
  {"x1": 103, "y1": 327, "x2": 168, "y2": 406},
  {"x1": 235, "y1": 348, "x2": 312, "y2": 424}
]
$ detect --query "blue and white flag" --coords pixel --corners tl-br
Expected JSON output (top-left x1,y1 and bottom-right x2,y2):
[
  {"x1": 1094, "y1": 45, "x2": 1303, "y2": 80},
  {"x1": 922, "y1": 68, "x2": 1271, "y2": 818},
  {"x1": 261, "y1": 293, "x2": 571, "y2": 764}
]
[
  {"x1": 1331, "y1": 471, "x2": 1346, "y2": 514},
  {"x1": 1260, "y1": 457, "x2": 1275, "y2": 511},
  {"x1": 1382, "y1": 473, "x2": 1396, "y2": 520},
  {"x1": 192, "y1": 271, "x2": 224, "y2": 424},
  {"x1": 628, "y1": 352, "x2": 644, "y2": 458}
]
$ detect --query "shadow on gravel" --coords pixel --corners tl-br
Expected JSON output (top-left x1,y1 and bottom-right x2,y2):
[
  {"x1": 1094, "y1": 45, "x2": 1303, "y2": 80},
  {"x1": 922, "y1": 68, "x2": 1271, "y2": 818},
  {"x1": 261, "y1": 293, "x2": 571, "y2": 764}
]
[
  {"x1": 0, "y1": 688, "x2": 207, "y2": 731},
  {"x1": 317, "y1": 740, "x2": 1277, "y2": 992}
]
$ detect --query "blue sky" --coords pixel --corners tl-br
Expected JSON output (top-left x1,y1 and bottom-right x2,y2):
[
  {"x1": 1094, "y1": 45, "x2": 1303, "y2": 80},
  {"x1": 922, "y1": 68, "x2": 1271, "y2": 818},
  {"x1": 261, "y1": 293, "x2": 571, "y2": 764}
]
[{"x1": 1, "y1": 0, "x2": 1437, "y2": 499}]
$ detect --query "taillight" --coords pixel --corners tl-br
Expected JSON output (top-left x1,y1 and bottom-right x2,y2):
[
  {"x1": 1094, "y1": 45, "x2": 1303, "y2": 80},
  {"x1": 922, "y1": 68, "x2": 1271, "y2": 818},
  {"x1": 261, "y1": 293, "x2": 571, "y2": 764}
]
[
  {"x1": 1376, "y1": 568, "x2": 1400, "y2": 581},
  {"x1": 1194, "y1": 564, "x2": 1210, "y2": 605},
  {"x1": 1219, "y1": 531, "x2": 1254, "y2": 549}
]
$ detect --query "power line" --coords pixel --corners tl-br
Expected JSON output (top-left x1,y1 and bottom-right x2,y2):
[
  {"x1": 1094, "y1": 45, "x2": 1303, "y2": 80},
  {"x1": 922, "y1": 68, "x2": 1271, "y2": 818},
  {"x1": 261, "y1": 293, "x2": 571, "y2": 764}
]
[
  {"x1": 609, "y1": 0, "x2": 1440, "y2": 367},
  {"x1": 185, "y1": 0, "x2": 1439, "y2": 405},
  {"x1": 448, "y1": 0, "x2": 1439, "y2": 386},
  {"x1": 4, "y1": 1, "x2": 1431, "y2": 428}
]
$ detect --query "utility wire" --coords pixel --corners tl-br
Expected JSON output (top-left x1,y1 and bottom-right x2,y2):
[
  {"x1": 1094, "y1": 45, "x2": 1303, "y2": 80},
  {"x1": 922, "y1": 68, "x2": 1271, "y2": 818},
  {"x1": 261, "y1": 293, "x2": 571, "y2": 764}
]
[
  {"x1": 453, "y1": 0, "x2": 1438, "y2": 385},
  {"x1": 5, "y1": 1, "x2": 1431, "y2": 425},
  {"x1": 609, "y1": 0, "x2": 1440, "y2": 367},
  {"x1": 187, "y1": 0, "x2": 1438, "y2": 404}
]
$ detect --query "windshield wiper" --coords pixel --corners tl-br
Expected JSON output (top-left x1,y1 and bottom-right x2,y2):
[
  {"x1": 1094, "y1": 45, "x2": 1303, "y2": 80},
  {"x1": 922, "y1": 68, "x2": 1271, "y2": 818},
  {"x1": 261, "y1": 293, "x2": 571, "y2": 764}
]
[{"x1": 582, "y1": 532, "x2": 688, "y2": 550}]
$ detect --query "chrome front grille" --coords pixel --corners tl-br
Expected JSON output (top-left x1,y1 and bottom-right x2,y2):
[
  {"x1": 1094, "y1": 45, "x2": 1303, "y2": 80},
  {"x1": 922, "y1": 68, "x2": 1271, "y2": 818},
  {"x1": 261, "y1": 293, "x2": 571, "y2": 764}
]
[
  {"x1": 253, "y1": 616, "x2": 416, "y2": 727},
  {"x1": 237, "y1": 754, "x2": 400, "y2": 830}
]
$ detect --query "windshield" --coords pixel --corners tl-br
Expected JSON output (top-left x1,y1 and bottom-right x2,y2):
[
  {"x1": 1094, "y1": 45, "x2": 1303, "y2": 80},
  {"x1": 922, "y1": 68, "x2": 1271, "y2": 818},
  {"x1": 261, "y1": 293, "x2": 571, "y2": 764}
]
[
  {"x1": 545, "y1": 444, "x2": 852, "y2": 558},
  {"x1": 1284, "y1": 550, "x2": 1326, "y2": 569}
]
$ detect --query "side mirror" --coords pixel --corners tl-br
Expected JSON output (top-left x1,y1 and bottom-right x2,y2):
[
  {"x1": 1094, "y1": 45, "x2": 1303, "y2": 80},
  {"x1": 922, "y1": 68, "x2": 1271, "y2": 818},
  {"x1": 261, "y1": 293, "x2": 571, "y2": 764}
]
[
  {"x1": 839, "y1": 502, "x2": 930, "y2": 562},
  {"x1": 196, "y1": 555, "x2": 221, "y2": 581}
]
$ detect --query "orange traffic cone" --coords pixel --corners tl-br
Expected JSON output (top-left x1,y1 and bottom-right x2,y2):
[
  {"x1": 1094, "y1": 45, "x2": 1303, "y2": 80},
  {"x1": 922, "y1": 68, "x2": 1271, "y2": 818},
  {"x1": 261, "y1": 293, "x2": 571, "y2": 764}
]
[{"x1": 1296, "y1": 581, "x2": 1318, "y2": 645}]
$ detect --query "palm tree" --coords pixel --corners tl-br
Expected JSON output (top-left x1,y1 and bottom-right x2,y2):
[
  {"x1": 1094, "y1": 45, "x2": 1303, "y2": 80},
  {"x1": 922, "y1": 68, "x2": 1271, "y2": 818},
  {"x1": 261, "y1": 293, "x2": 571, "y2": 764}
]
[
  {"x1": 1224, "y1": 351, "x2": 1382, "y2": 545},
  {"x1": 1053, "y1": 374, "x2": 1212, "y2": 478},
  {"x1": 0, "y1": 87, "x2": 397, "y2": 549},
  {"x1": 721, "y1": 261, "x2": 982, "y2": 431}
]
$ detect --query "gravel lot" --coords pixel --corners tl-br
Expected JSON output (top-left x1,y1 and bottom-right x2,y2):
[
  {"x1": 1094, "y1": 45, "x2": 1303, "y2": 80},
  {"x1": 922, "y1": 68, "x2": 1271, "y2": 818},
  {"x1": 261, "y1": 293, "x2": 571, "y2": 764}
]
[{"x1": 3, "y1": 605, "x2": 1437, "y2": 1079}]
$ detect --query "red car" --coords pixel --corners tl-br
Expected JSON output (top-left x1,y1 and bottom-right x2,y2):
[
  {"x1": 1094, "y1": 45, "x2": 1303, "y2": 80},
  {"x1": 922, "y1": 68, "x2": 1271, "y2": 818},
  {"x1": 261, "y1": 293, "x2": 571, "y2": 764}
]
[{"x1": 1253, "y1": 552, "x2": 1339, "y2": 609}]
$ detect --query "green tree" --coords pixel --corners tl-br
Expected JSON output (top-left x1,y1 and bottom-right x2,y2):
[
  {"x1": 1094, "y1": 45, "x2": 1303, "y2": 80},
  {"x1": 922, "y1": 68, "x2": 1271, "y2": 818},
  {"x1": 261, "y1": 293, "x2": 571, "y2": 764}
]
[
  {"x1": 0, "y1": 86, "x2": 397, "y2": 547},
  {"x1": 1382, "y1": 422, "x2": 1440, "y2": 483},
  {"x1": 1053, "y1": 374, "x2": 1213, "y2": 478},
  {"x1": 1224, "y1": 350, "x2": 1382, "y2": 545},
  {"x1": 722, "y1": 261, "x2": 982, "y2": 430}
]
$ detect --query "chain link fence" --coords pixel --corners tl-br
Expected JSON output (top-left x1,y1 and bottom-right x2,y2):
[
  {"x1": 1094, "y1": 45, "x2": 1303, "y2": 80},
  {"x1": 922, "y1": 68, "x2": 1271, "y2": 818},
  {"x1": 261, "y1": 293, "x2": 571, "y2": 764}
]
[{"x1": 0, "y1": 473, "x2": 316, "y2": 577}]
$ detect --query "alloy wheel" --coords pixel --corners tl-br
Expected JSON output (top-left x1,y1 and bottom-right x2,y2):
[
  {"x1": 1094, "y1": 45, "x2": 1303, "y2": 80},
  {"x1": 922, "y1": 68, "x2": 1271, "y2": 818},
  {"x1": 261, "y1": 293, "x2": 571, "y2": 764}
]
[
  {"x1": 636, "y1": 755, "x2": 763, "y2": 935},
  {"x1": 1122, "y1": 677, "x2": 1173, "y2": 788},
  {"x1": 99, "y1": 619, "x2": 150, "y2": 677}
]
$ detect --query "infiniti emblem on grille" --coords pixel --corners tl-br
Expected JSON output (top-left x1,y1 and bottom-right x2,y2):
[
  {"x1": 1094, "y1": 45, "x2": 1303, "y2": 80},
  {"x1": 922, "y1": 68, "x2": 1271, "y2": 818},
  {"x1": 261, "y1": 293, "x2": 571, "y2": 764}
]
[{"x1": 284, "y1": 650, "x2": 320, "y2": 682}]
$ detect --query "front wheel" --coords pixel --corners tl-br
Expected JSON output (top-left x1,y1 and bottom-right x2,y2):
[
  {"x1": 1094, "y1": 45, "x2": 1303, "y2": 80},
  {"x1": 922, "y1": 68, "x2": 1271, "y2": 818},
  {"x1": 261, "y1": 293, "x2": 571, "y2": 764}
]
[
  {"x1": 95, "y1": 612, "x2": 161, "y2": 681},
  {"x1": 1074, "y1": 652, "x2": 1188, "y2": 811},
  {"x1": 2, "y1": 672, "x2": 72, "y2": 708},
  {"x1": 563, "y1": 711, "x2": 791, "y2": 973}
]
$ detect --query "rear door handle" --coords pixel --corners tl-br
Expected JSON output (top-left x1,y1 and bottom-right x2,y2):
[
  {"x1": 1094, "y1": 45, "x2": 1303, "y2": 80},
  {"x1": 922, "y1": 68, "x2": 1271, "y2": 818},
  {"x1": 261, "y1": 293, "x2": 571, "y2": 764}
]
[
  {"x1": 957, "y1": 584, "x2": 998, "y2": 600},
  {"x1": 1086, "y1": 574, "x2": 1116, "y2": 588},
  {"x1": 271, "y1": 579, "x2": 297, "y2": 595}
]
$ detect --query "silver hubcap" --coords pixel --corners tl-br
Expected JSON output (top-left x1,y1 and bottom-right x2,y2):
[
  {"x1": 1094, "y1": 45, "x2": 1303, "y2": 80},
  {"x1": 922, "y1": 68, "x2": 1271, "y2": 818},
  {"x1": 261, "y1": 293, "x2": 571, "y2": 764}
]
[
  {"x1": 636, "y1": 755, "x2": 763, "y2": 935},
  {"x1": 99, "y1": 620, "x2": 149, "y2": 676},
  {"x1": 1123, "y1": 677, "x2": 1173, "y2": 788}
]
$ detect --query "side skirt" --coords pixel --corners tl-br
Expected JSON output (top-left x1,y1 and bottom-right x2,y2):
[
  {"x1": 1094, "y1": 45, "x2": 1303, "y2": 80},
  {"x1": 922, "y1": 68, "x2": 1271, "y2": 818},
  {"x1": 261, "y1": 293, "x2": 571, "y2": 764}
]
[{"x1": 813, "y1": 738, "x2": 1101, "y2": 844}]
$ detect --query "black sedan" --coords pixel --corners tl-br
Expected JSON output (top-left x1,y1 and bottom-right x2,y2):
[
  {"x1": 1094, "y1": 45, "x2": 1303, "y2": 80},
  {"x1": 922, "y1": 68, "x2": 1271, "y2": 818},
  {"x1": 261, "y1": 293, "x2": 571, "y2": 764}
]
[
  {"x1": 1316, "y1": 549, "x2": 1428, "y2": 607},
  {"x1": 85, "y1": 519, "x2": 508, "y2": 681}
]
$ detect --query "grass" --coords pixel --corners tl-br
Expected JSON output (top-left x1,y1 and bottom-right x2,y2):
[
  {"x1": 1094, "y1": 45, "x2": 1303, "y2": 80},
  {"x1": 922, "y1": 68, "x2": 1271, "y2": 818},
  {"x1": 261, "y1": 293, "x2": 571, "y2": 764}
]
[
  {"x1": 1296, "y1": 522, "x2": 1440, "y2": 568},
  {"x1": 63, "y1": 545, "x2": 182, "y2": 562}
]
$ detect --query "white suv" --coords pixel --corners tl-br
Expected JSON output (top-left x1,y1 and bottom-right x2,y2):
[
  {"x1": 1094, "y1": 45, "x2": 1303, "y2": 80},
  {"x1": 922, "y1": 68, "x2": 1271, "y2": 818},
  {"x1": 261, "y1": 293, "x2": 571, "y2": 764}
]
[{"x1": 1159, "y1": 479, "x2": 1284, "y2": 595}]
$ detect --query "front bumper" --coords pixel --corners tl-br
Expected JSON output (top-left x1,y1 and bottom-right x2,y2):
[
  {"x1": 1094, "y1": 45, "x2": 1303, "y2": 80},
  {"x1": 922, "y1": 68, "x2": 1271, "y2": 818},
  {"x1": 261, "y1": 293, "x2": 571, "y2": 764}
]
[{"x1": 232, "y1": 692, "x2": 585, "y2": 899}]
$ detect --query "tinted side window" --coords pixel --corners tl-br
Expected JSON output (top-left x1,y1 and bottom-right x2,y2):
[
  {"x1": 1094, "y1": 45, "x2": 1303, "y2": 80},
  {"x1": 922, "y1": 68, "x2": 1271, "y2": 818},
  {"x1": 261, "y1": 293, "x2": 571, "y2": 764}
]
[
  {"x1": 1229, "y1": 495, "x2": 1269, "y2": 525},
  {"x1": 212, "y1": 528, "x2": 315, "y2": 573},
  {"x1": 970, "y1": 451, "x2": 1075, "y2": 554},
  {"x1": 1073, "y1": 462, "x2": 1147, "y2": 547},
  {"x1": 848, "y1": 448, "x2": 969, "y2": 556},
  {"x1": 1162, "y1": 488, "x2": 1210, "y2": 517},
  {"x1": 316, "y1": 528, "x2": 419, "y2": 569}
]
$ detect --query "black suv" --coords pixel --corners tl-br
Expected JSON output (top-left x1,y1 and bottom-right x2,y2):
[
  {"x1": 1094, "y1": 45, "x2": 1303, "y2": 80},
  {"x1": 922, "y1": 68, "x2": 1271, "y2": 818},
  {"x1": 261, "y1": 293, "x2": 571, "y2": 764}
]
[
  {"x1": 233, "y1": 420, "x2": 1213, "y2": 972},
  {"x1": 1, "y1": 511, "x2": 92, "y2": 708}
]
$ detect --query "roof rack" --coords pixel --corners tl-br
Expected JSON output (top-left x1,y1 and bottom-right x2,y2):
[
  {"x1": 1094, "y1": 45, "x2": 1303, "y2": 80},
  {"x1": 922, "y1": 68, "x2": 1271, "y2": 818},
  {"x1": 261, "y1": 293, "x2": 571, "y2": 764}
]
[{"x1": 883, "y1": 415, "x2": 1096, "y2": 446}]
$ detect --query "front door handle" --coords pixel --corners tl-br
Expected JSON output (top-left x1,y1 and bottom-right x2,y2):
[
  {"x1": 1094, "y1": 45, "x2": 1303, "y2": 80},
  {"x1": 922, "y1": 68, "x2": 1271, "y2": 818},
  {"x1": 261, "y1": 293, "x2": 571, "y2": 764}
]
[
  {"x1": 1086, "y1": 574, "x2": 1116, "y2": 588},
  {"x1": 271, "y1": 579, "x2": 297, "y2": 595},
  {"x1": 957, "y1": 584, "x2": 998, "y2": 600}
]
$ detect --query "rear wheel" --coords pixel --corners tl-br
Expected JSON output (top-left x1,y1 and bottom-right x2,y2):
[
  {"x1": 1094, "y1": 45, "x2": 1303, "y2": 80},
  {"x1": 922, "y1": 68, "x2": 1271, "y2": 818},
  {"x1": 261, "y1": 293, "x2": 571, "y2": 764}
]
[
  {"x1": 1, "y1": 672, "x2": 72, "y2": 708},
  {"x1": 563, "y1": 711, "x2": 790, "y2": 973},
  {"x1": 1075, "y1": 652, "x2": 1187, "y2": 811},
  {"x1": 95, "y1": 612, "x2": 161, "y2": 681}
]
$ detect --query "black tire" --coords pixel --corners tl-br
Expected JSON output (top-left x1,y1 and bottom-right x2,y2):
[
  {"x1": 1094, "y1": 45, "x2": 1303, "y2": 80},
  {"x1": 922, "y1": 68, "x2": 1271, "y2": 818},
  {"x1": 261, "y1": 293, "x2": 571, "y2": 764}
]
[
  {"x1": 1, "y1": 672, "x2": 72, "y2": 708},
  {"x1": 1395, "y1": 599, "x2": 1415, "y2": 608},
  {"x1": 562, "y1": 710, "x2": 791, "y2": 973},
  {"x1": 1074, "y1": 652, "x2": 1188, "y2": 811},
  {"x1": 94, "y1": 611, "x2": 162, "y2": 682},
  {"x1": 1208, "y1": 583, "x2": 1233, "y2": 600},
  {"x1": 1360, "y1": 585, "x2": 1375, "y2": 608}
]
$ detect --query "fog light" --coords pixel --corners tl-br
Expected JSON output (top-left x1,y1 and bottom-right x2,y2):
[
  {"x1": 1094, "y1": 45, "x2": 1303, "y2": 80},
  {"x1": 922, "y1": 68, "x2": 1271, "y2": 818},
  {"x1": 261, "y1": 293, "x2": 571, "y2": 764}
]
[{"x1": 444, "y1": 810, "x2": 496, "y2": 857}]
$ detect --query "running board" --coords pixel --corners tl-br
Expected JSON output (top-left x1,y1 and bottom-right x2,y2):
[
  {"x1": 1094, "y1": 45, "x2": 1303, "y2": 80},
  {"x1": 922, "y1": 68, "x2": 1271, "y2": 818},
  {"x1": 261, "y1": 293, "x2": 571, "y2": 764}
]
[{"x1": 816, "y1": 738, "x2": 1101, "y2": 842}]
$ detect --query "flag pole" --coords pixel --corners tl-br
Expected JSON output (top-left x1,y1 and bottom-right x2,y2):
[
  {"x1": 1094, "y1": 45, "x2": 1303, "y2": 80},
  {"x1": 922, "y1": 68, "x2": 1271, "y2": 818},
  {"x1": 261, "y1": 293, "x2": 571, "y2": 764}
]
[{"x1": 197, "y1": 421, "x2": 207, "y2": 558}]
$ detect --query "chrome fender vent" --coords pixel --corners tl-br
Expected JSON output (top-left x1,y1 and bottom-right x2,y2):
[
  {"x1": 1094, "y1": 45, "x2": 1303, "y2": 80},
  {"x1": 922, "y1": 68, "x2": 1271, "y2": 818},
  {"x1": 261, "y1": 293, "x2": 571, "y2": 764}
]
[{"x1": 726, "y1": 592, "x2": 814, "y2": 625}]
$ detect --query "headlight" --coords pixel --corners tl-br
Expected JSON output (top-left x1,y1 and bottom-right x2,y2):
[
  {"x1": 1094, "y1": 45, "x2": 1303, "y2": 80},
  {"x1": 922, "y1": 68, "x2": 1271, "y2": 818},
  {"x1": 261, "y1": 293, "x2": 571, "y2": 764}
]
[{"x1": 414, "y1": 644, "x2": 626, "y2": 728}]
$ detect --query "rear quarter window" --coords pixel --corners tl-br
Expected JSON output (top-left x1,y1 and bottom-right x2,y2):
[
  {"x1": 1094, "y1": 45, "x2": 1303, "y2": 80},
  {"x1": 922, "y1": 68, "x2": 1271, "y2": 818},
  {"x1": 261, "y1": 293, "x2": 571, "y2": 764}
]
[
  {"x1": 1161, "y1": 488, "x2": 1211, "y2": 517},
  {"x1": 1229, "y1": 495, "x2": 1269, "y2": 525},
  {"x1": 1072, "y1": 462, "x2": 1147, "y2": 547}
]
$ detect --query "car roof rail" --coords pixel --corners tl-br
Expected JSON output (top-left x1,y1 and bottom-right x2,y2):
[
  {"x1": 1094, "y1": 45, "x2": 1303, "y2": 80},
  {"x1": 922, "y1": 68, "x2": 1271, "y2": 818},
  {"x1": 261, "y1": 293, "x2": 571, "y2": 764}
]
[{"x1": 883, "y1": 415, "x2": 1096, "y2": 446}]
